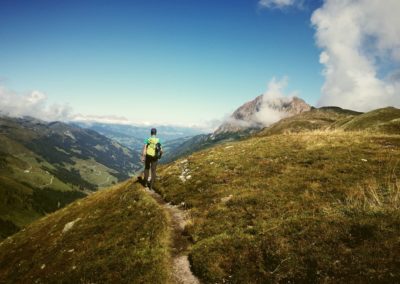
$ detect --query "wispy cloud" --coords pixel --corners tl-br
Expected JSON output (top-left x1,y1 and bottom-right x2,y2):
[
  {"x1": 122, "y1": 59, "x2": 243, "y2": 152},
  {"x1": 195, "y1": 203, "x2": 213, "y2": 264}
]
[
  {"x1": 311, "y1": 0, "x2": 400, "y2": 111},
  {"x1": 0, "y1": 86, "x2": 73, "y2": 121},
  {"x1": 72, "y1": 114, "x2": 133, "y2": 125},
  {"x1": 258, "y1": 0, "x2": 304, "y2": 10},
  {"x1": 0, "y1": 85, "x2": 135, "y2": 125}
]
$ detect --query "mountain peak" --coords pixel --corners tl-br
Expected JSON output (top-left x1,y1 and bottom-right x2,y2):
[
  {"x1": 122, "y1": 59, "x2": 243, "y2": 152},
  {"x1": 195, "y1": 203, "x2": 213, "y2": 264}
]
[{"x1": 214, "y1": 95, "x2": 311, "y2": 135}]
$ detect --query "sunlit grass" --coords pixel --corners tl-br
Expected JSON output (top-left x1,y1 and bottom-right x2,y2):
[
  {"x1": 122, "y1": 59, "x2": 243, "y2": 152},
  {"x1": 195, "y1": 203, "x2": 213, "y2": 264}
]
[
  {"x1": 0, "y1": 180, "x2": 172, "y2": 283},
  {"x1": 157, "y1": 130, "x2": 400, "y2": 283}
]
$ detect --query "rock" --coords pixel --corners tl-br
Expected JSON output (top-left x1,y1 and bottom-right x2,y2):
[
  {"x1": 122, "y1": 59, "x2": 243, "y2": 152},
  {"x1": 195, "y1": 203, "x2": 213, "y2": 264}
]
[
  {"x1": 62, "y1": 218, "x2": 82, "y2": 234},
  {"x1": 221, "y1": 195, "x2": 233, "y2": 203}
]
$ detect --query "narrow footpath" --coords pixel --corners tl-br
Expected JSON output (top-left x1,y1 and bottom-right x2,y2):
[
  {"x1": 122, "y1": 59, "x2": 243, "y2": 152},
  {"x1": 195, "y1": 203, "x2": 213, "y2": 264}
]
[{"x1": 144, "y1": 187, "x2": 200, "y2": 284}]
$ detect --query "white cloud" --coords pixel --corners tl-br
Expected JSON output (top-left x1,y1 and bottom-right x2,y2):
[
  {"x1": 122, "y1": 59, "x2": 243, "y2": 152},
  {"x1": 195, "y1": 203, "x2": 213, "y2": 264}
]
[
  {"x1": 254, "y1": 77, "x2": 297, "y2": 125},
  {"x1": 0, "y1": 85, "x2": 136, "y2": 125},
  {"x1": 0, "y1": 86, "x2": 73, "y2": 121},
  {"x1": 216, "y1": 77, "x2": 300, "y2": 133},
  {"x1": 259, "y1": 0, "x2": 303, "y2": 9},
  {"x1": 311, "y1": 0, "x2": 400, "y2": 111},
  {"x1": 71, "y1": 114, "x2": 133, "y2": 125}
]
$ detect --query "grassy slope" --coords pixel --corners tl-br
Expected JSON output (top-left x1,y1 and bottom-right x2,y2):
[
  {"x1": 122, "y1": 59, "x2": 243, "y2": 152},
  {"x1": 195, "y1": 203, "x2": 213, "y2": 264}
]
[
  {"x1": 0, "y1": 174, "x2": 87, "y2": 239},
  {"x1": 0, "y1": 176, "x2": 40, "y2": 238},
  {"x1": 0, "y1": 180, "x2": 171, "y2": 283},
  {"x1": 259, "y1": 107, "x2": 361, "y2": 136},
  {"x1": 156, "y1": 131, "x2": 400, "y2": 283},
  {"x1": 0, "y1": 135, "x2": 87, "y2": 240},
  {"x1": 340, "y1": 107, "x2": 400, "y2": 134}
]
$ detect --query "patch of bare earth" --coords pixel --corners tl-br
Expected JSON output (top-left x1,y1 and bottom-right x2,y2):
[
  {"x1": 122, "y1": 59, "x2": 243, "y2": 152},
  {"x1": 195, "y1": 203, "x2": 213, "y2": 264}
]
[{"x1": 145, "y1": 188, "x2": 200, "y2": 284}]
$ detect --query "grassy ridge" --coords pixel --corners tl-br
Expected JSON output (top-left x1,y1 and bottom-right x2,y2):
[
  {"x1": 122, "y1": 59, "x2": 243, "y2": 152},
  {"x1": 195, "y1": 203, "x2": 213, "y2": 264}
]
[
  {"x1": 0, "y1": 180, "x2": 171, "y2": 283},
  {"x1": 156, "y1": 131, "x2": 400, "y2": 283},
  {"x1": 340, "y1": 107, "x2": 400, "y2": 134},
  {"x1": 260, "y1": 107, "x2": 400, "y2": 137},
  {"x1": 259, "y1": 107, "x2": 361, "y2": 136}
]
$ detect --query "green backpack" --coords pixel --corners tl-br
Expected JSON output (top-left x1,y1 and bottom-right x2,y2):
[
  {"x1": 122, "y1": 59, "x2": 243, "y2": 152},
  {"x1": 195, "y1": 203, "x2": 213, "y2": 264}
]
[{"x1": 146, "y1": 137, "x2": 162, "y2": 159}]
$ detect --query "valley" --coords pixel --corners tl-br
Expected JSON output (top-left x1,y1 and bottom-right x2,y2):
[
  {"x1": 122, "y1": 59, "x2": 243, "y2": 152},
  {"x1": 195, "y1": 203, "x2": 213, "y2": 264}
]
[{"x1": 0, "y1": 116, "x2": 140, "y2": 239}]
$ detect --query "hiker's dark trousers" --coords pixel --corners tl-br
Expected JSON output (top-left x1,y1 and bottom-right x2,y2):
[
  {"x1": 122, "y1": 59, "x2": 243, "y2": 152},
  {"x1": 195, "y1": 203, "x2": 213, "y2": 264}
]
[{"x1": 144, "y1": 155, "x2": 158, "y2": 188}]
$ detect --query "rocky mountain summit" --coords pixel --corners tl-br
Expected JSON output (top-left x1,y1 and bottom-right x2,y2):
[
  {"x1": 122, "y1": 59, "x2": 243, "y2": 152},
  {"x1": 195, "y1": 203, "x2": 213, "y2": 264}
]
[{"x1": 214, "y1": 95, "x2": 311, "y2": 134}]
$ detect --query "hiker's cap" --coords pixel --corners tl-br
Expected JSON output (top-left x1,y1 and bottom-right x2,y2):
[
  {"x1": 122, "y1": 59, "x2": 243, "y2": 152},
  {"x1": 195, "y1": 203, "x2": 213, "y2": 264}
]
[{"x1": 151, "y1": 128, "x2": 157, "y2": 135}]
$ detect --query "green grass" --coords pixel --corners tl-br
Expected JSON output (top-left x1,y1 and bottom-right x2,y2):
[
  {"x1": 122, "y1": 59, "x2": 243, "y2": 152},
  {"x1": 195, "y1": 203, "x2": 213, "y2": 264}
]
[
  {"x1": 340, "y1": 107, "x2": 400, "y2": 133},
  {"x1": 156, "y1": 131, "x2": 400, "y2": 283},
  {"x1": 259, "y1": 106, "x2": 400, "y2": 137},
  {"x1": 69, "y1": 158, "x2": 119, "y2": 188},
  {"x1": 259, "y1": 107, "x2": 361, "y2": 136},
  {"x1": 0, "y1": 180, "x2": 172, "y2": 283},
  {"x1": 0, "y1": 176, "x2": 41, "y2": 234}
]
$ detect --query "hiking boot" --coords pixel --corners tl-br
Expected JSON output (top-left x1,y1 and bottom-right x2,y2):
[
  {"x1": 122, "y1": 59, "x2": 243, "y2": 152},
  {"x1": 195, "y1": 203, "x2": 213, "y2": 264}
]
[{"x1": 138, "y1": 177, "x2": 149, "y2": 188}]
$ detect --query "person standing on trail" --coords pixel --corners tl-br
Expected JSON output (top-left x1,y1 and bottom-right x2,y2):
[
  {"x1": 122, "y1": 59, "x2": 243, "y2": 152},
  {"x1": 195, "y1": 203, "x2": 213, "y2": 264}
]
[{"x1": 141, "y1": 128, "x2": 163, "y2": 189}]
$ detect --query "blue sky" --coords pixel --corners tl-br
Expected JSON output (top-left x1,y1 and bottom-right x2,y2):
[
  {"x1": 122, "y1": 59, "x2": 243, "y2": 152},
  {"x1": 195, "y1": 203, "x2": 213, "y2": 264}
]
[{"x1": 0, "y1": 0, "x2": 324, "y2": 126}]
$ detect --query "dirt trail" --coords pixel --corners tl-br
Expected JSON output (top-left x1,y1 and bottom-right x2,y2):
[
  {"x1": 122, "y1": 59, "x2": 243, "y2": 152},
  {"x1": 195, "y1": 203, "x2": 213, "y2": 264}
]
[{"x1": 145, "y1": 188, "x2": 200, "y2": 284}]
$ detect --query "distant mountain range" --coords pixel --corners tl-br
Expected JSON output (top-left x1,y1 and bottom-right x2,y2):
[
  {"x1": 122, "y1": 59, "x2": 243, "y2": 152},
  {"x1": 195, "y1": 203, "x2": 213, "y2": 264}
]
[
  {"x1": 0, "y1": 116, "x2": 140, "y2": 239},
  {"x1": 74, "y1": 122, "x2": 205, "y2": 152}
]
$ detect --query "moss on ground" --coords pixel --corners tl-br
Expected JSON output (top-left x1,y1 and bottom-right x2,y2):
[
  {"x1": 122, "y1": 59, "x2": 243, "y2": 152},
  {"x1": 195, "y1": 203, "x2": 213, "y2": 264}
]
[
  {"x1": 0, "y1": 180, "x2": 171, "y2": 283},
  {"x1": 157, "y1": 131, "x2": 400, "y2": 283}
]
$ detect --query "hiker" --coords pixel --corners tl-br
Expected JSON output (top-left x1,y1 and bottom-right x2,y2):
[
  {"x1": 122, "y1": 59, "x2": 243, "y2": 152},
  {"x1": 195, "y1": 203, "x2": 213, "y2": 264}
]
[{"x1": 141, "y1": 128, "x2": 163, "y2": 189}]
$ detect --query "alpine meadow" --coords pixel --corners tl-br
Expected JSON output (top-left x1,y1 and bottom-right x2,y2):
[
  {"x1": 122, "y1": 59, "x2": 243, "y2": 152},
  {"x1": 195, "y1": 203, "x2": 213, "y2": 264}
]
[{"x1": 0, "y1": 0, "x2": 400, "y2": 283}]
